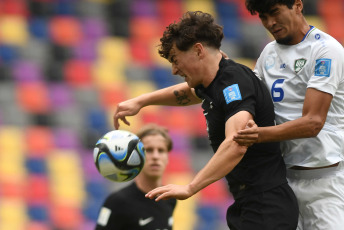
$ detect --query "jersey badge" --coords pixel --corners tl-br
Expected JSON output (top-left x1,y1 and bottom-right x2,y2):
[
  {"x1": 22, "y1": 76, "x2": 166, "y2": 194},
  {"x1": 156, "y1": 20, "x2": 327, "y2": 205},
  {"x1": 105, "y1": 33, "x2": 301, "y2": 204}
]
[
  {"x1": 315, "y1": 58, "x2": 331, "y2": 77},
  {"x1": 97, "y1": 207, "x2": 112, "y2": 226},
  {"x1": 223, "y1": 84, "x2": 242, "y2": 104},
  {"x1": 294, "y1": 58, "x2": 307, "y2": 73},
  {"x1": 265, "y1": 55, "x2": 275, "y2": 70}
]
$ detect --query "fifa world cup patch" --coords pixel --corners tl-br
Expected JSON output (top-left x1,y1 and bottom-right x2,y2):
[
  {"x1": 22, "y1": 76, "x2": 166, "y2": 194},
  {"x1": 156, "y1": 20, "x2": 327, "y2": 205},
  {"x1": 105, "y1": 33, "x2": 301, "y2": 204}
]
[
  {"x1": 223, "y1": 84, "x2": 242, "y2": 104},
  {"x1": 315, "y1": 58, "x2": 331, "y2": 77}
]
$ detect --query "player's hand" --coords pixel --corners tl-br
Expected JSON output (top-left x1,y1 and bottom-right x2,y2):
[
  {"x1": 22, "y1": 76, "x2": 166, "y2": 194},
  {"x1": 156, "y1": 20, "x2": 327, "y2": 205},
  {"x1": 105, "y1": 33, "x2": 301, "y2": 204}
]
[
  {"x1": 233, "y1": 120, "x2": 259, "y2": 147},
  {"x1": 113, "y1": 98, "x2": 142, "y2": 129},
  {"x1": 145, "y1": 184, "x2": 193, "y2": 201}
]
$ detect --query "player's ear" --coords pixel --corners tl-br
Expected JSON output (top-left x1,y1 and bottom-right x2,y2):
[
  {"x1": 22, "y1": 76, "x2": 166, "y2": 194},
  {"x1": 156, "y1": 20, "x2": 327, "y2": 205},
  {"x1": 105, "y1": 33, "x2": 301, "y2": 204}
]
[
  {"x1": 194, "y1": 43, "x2": 204, "y2": 58},
  {"x1": 294, "y1": 0, "x2": 303, "y2": 14}
]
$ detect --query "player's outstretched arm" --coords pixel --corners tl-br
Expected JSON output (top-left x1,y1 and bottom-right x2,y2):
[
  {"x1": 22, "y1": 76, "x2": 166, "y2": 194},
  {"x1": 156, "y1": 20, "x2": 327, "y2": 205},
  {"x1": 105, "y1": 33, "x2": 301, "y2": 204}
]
[
  {"x1": 113, "y1": 82, "x2": 202, "y2": 129},
  {"x1": 234, "y1": 88, "x2": 332, "y2": 144},
  {"x1": 146, "y1": 111, "x2": 251, "y2": 201}
]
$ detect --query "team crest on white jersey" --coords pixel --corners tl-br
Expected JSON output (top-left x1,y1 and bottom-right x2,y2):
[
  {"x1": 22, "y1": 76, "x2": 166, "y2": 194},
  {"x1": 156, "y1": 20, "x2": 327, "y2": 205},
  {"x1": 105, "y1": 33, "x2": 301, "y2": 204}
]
[{"x1": 294, "y1": 58, "x2": 307, "y2": 73}]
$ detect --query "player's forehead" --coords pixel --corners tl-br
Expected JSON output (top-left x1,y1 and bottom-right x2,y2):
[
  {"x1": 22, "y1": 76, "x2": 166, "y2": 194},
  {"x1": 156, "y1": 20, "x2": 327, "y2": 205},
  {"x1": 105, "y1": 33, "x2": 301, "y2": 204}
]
[{"x1": 168, "y1": 43, "x2": 179, "y2": 61}]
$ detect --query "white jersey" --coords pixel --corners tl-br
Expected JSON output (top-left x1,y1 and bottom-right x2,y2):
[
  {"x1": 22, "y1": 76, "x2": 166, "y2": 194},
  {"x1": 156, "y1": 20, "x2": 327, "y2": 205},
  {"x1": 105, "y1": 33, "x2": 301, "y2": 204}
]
[{"x1": 254, "y1": 26, "x2": 344, "y2": 168}]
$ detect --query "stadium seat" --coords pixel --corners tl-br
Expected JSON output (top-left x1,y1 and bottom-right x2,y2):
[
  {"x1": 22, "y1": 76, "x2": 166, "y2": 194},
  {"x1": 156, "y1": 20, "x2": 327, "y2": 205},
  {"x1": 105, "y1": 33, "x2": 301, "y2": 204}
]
[
  {"x1": 53, "y1": 128, "x2": 80, "y2": 150},
  {"x1": 82, "y1": 17, "x2": 107, "y2": 41},
  {"x1": 64, "y1": 59, "x2": 93, "y2": 88},
  {"x1": 50, "y1": 204, "x2": 83, "y2": 230},
  {"x1": 25, "y1": 126, "x2": 54, "y2": 157},
  {"x1": 49, "y1": 16, "x2": 82, "y2": 46},
  {"x1": 98, "y1": 84, "x2": 128, "y2": 109},
  {"x1": 26, "y1": 222, "x2": 50, "y2": 230},
  {"x1": 184, "y1": 0, "x2": 216, "y2": 16},
  {"x1": 28, "y1": 18, "x2": 49, "y2": 40},
  {"x1": 25, "y1": 175, "x2": 50, "y2": 205},
  {"x1": 0, "y1": 0, "x2": 28, "y2": 17},
  {"x1": 129, "y1": 38, "x2": 153, "y2": 66},
  {"x1": 131, "y1": 0, "x2": 157, "y2": 17},
  {"x1": 12, "y1": 60, "x2": 43, "y2": 82},
  {"x1": 0, "y1": 198, "x2": 27, "y2": 230},
  {"x1": 48, "y1": 83, "x2": 75, "y2": 110},
  {"x1": 16, "y1": 82, "x2": 51, "y2": 113},
  {"x1": 92, "y1": 61, "x2": 126, "y2": 88},
  {"x1": 0, "y1": 44, "x2": 19, "y2": 64},
  {"x1": 73, "y1": 39, "x2": 97, "y2": 61},
  {"x1": 28, "y1": 205, "x2": 48, "y2": 222},
  {"x1": 97, "y1": 37, "x2": 131, "y2": 65},
  {"x1": 0, "y1": 15, "x2": 29, "y2": 45}
]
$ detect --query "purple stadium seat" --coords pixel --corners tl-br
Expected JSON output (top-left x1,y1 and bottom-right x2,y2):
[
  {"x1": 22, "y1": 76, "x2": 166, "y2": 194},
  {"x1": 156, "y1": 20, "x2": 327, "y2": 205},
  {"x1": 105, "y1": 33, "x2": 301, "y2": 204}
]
[
  {"x1": 131, "y1": 0, "x2": 157, "y2": 17},
  {"x1": 53, "y1": 128, "x2": 80, "y2": 150},
  {"x1": 72, "y1": 39, "x2": 97, "y2": 61},
  {"x1": 48, "y1": 83, "x2": 75, "y2": 109},
  {"x1": 12, "y1": 60, "x2": 43, "y2": 82},
  {"x1": 82, "y1": 18, "x2": 107, "y2": 41}
]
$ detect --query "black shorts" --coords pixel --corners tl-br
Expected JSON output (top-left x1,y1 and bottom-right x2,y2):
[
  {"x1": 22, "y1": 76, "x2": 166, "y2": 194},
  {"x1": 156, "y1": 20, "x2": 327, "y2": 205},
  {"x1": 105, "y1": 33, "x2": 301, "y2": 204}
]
[{"x1": 226, "y1": 183, "x2": 298, "y2": 230}]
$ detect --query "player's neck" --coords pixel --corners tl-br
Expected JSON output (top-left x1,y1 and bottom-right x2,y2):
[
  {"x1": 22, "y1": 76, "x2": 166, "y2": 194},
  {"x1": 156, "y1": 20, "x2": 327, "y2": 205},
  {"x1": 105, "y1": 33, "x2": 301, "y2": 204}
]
[
  {"x1": 202, "y1": 51, "x2": 223, "y2": 87},
  {"x1": 135, "y1": 177, "x2": 162, "y2": 194}
]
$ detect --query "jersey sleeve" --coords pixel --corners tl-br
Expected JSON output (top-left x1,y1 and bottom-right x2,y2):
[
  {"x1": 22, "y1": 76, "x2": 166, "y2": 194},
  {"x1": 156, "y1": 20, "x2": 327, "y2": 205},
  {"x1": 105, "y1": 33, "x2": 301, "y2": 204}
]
[
  {"x1": 307, "y1": 35, "x2": 344, "y2": 95},
  {"x1": 217, "y1": 66, "x2": 257, "y2": 121}
]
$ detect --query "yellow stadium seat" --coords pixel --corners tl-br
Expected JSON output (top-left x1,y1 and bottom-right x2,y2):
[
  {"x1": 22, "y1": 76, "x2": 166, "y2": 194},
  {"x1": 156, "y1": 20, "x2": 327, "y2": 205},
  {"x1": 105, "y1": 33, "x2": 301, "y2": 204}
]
[
  {"x1": 0, "y1": 16, "x2": 28, "y2": 45},
  {"x1": 47, "y1": 150, "x2": 86, "y2": 207},
  {"x1": 183, "y1": 0, "x2": 217, "y2": 17},
  {"x1": 92, "y1": 60, "x2": 126, "y2": 87},
  {"x1": 0, "y1": 198, "x2": 27, "y2": 230},
  {"x1": 306, "y1": 16, "x2": 326, "y2": 33},
  {"x1": 0, "y1": 126, "x2": 25, "y2": 153},
  {"x1": 97, "y1": 37, "x2": 131, "y2": 65}
]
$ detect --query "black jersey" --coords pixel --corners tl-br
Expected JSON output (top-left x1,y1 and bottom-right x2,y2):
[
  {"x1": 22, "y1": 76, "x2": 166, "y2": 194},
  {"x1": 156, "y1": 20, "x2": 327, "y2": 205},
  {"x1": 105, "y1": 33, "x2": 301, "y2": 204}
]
[
  {"x1": 95, "y1": 182, "x2": 177, "y2": 230},
  {"x1": 195, "y1": 58, "x2": 287, "y2": 199}
]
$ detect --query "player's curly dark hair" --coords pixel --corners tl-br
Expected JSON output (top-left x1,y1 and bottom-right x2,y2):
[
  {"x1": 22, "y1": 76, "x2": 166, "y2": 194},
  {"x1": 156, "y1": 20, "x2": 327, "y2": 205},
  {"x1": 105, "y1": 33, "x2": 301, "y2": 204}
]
[
  {"x1": 158, "y1": 11, "x2": 223, "y2": 60},
  {"x1": 245, "y1": 0, "x2": 301, "y2": 15}
]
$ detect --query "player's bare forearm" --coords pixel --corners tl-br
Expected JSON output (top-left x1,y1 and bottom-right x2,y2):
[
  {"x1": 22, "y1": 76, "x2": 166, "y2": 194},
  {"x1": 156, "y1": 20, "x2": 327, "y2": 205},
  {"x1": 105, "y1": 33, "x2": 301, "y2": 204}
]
[
  {"x1": 113, "y1": 83, "x2": 201, "y2": 128},
  {"x1": 142, "y1": 82, "x2": 201, "y2": 107}
]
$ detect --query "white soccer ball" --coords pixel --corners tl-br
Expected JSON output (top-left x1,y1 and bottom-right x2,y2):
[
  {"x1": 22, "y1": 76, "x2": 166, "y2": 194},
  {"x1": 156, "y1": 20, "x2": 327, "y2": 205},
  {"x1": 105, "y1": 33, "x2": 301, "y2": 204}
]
[{"x1": 93, "y1": 130, "x2": 145, "y2": 182}]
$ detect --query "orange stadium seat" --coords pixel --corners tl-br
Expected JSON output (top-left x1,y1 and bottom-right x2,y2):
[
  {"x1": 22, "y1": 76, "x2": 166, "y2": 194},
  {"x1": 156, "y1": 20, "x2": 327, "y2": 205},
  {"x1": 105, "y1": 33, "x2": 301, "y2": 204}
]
[
  {"x1": 25, "y1": 126, "x2": 54, "y2": 157},
  {"x1": 49, "y1": 16, "x2": 82, "y2": 46},
  {"x1": 16, "y1": 82, "x2": 51, "y2": 113}
]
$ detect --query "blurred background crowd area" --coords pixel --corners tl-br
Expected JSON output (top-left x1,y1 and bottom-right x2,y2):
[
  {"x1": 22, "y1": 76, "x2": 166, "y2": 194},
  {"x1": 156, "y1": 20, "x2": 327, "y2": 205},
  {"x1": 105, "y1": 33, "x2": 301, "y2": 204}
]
[{"x1": 0, "y1": 0, "x2": 343, "y2": 229}]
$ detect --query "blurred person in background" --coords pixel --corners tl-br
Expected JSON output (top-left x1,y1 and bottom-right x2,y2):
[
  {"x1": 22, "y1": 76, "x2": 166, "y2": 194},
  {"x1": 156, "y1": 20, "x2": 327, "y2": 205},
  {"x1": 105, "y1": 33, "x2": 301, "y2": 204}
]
[
  {"x1": 113, "y1": 11, "x2": 298, "y2": 230},
  {"x1": 233, "y1": 0, "x2": 344, "y2": 229},
  {"x1": 95, "y1": 124, "x2": 176, "y2": 230}
]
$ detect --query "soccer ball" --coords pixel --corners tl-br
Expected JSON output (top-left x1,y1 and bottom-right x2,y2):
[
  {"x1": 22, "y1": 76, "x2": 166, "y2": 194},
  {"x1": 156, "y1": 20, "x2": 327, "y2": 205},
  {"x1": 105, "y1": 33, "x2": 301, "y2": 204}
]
[{"x1": 93, "y1": 130, "x2": 145, "y2": 182}]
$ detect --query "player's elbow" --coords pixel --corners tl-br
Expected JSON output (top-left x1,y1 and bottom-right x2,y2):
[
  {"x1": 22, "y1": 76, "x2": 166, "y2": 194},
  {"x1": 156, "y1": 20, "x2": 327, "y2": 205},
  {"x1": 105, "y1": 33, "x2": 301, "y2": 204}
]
[{"x1": 307, "y1": 117, "x2": 325, "y2": 137}]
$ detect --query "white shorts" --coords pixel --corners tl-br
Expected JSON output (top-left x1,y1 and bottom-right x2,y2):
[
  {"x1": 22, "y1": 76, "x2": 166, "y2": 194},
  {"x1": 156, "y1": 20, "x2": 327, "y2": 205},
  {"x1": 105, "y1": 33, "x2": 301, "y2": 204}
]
[{"x1": 287, "y1": 161, "x2": 344, "y2": 230}]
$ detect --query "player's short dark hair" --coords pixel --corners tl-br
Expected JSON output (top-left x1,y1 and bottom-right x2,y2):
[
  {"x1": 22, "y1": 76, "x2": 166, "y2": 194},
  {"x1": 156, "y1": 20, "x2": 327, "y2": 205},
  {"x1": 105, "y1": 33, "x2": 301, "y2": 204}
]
[
  {"x1": 136, "y1": 124, "x2": 173, "y2": 152},
  {"x1": 245, "y1": 0, "x2": 299, "y2": 15},
  {"x1": 158, "y1": 11, "x2": 224, "y2": 60}
]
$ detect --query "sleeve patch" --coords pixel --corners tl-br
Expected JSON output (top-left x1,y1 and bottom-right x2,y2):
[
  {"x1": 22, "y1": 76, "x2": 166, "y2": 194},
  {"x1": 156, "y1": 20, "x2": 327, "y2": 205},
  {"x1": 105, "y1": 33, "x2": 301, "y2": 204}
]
[
  {"x1": 97, "y1": 207, "x2": 112, "y2": 226},
  {"x1": 315, "y1": 58, "x2": 331, "y2": 77},
  {"x1": 223, "y1": 84, "x2": 242, "y2": 104}
]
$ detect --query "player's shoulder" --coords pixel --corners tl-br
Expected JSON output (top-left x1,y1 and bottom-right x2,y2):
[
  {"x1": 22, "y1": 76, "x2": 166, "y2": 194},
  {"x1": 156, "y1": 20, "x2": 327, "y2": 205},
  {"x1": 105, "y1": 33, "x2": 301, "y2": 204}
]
[
  {"x1": 104, "y1": 183, "x2": 137, "y2": 203},
  {"x1": 308, "y1": 27, "x2": 344, "y2": 50}
]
